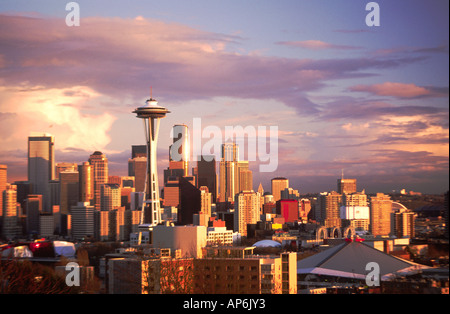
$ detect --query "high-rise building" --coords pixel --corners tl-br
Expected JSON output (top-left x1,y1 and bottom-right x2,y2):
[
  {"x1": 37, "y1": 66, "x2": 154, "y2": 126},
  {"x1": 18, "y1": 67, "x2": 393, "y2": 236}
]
[
  {"x1": 219, "y1": 144, "x2": 251, "y2": 202},
  {"x1": 222, "y1": 142, "x2": 239, "y2": 162},
  {"x1": 131, "y1": 145, "x2": 147, "y2": 159},
  {"x1": 271, "y1": 177, "x2": 289, "y2": 202},
  {"x1": 392, "y1": 210, "x2": 415, "y2": 238},
  {"x1": 49, "y1": 179, "x2": 60, "y2": 211},
  {"x1": 96, "y1": 210, "x2": 109, "y2": 241},
  {"x1": 337, "y1": 178, "x2": 357, "y2": 195},
  {"x1": 342, "y1": 192, "x2": 367, "y2": 207},
  {"x1": 13, "y1": 180, "x2": 32, "y2": 215},
  {"x1": 239, "y1": 167, "x2": 253, "y2": 193},
  {"x1": 281, "y1": 187, "x2": 299, "y2": 200},
  {"x1": 56, "y1": 162, "x2": 77, "y2": 179},
  {"x1": 59, "y1": 171, "x2": 79, "y2": 215},
  {"x1": 164, "y1": 161, "x2": 186, "y2": 186},
  {"x1": 89, "y1": 151, "x2": 108, "y2": 211},
  {"x1": 39, "y1": 212, "x2": 54, "y2": 238},
  {"x1": 119, "y1": 177, "x2": 135, "y2": 210},
  {"x1": 25, "y1": 194, "x2": 42, "y2": 236},
  {"x1": 128, "y1": 145, "x2": 147, "y2": 194},
  {"x1": 276, "y1": 199, "x2": 299, "y2": 223},
  {"x1": 370, "y1": 193, "x2": 392, "y2": 236},
  {"x1": 197, "y1": 155, "x2": 217, "y2": 203},
  {"x1": 199, "y1": 186, "x2": 212, "y2": 216},
  {"x1": 170, "y1": 124, "x2": 189, "y2": 177},
  {"x1": 0, "y1": 164, "x2": 7, "y2": 218},
  {"x1": 108, "y1": 175, "x2": 121, "y2": 186},
  {"x1": 78, "y1": 162, "x2": 94, "y2": 203},
  {"x1": 128, "y1": 156, "x2": 146, "y2": 193},
  {"x1": 108, "y1": 207, "x2": 127, "y2": 242},
  {"x1": 219, "y1": 160, "x2": 234, "y2": 202},
  {"x1": 100, "y1": 183, "x2": 121, "y2": 211},
  {"x1": 281, "y1": 252, "x2": 298, "y2": 294},
  {"x1": 234, "y1": 190, "x2": 260, "y2": 237},
  {"x1": 340, "y1": 191, "x2": 370, "y2": 231},
  {"x1": 28, "y1": 133, "x2": 55, "y2": 211},
  {"x1": 257, "y1": 183, "x2": 264, "y2": 196},
  {"x1": 445, "y1": 191, "x2": 449, "y2": 240},
  {"x1": 316, "y1": 191, "x2": 342, "y2": 228},
  {"x1": 299, "y1": 199, "x2": 311, "y2": 222},
  {"x1": 178, "y1": 176, "x2": 201, "y2": 225},
  {"x1": 2, "y1": 184, "x2": 20, "y2": 239},
  {"x1": 163, "y1": 178, "x2": 180, "y2": 207},
  {"x1": 219, "y1": 143, "x2": 238, "y2": 202},
  {"x1": 257, "y1": 183, "x2": 265, "y2": 214},
  {"x1": 69, "y1": 201, "x2": 95, "y2": 240}
]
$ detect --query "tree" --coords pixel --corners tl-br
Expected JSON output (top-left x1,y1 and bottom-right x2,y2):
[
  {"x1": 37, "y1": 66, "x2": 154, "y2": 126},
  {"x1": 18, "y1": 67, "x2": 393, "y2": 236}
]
[{"x1": 0, "y1": 259, "x2": 77, "y2": 294}]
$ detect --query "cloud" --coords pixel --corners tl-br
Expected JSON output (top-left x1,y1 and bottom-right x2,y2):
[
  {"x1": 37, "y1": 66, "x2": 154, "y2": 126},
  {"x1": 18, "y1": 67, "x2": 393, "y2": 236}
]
[
  {"x1": 277, "y1": 40, "x2": 361, "y2": 50},
  {"x1": 0, "y1": 85, "x2": 116, "y2": 152},
  {"x1": 372, "y1": 44, "x2": 449, "y2": 57},
  {"x1": 349, "y1": 82, "x2": 447, "y2": 98},
  {"x1": 0, "y1": 14, "x2": 428, "y2": 113},
  {"x1": 316, "y1": 97, "x2": 447, "y2": 122},
  {"x1": 0, "y1": 13, "x2": 447, "y2": 193}
]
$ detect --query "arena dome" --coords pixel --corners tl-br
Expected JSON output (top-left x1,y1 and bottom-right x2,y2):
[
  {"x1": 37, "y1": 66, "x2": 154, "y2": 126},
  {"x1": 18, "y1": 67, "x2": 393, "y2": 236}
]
[{"x1": 252, "y1": 240, "x2": 282, "y2": 248}]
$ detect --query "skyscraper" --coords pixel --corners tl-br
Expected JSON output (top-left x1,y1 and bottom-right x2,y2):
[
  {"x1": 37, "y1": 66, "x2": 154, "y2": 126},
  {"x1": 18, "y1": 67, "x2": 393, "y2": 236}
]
[
  {"x1": 340, "y1": 192, "x2": 370, "y2": 231},
  {"x1": 163, "y1": 178, "x2": 180, "y2": 207},
  {"x1": 199, "y1": 186, "x2": 212, "y2": 217},
  {"x1": 316, "y1": 191, "x2": 342, "y2": 228},
  {"x1": 237, "y1": 161, "x2": 252, "y2": 193},
  {"x1": 178, "y1": 176, "x2": 201, "y2": 225},
  {"x1": 70, "y1": 201, "x2": 95, "y2": 240},
  {"x1": 271, "y1": 177, "x2": 289, "y2": 202},
  {"x1": 100, "y1": 183, "x2": 121, "y2": 211},
  {"x1": 281, "y1": 187, "x2": 299, "y2": 200},
  {"x1": 170, "y1": 124, "x2": 189, "y2": 177},
  {"x1": 197, "y1": 155, "x2": 217, "y2": 203},
  {"x1": 56, "y1": 162, "x2": 77, "y2": 179},
  {"x1": 89, "y1": 151, "x2": 108, "y2": 211},
  {"x1": 0, "y1": 164, "x2": 7, "y2": 218},
  {"x1": 234, "y1": 190, "x2": 260, "y2": 237},
  {"x1": 337, "y1": 178, "x2": 357, "y2": 195},
  {"x1": 25, "y1": 194, "x2": 42, "y2": 236},
  {"x1": 131, "y1": 145, "x2": 147, "y2": 159},
  {"x1": 28, "y1": 133, "x2": 55, "y2": 211},
  {"x1": 392, "y1": 210, "x2": 416, "y2": 238},
  {"x1": 78, "y1": 162, "x2": 94, "y2": 203},
  {"x1": 59, "y1": 170, "x2": 79, "y2": 215},
  {"x1": 370, "y1": 193, "x2": 392, "y2": 236},
  {"x1": 129, "y1": 156, "x2": 147, "y2": 193},
  {"x1": 163, "y1": 161, "x2": 185, "y2": 186},
  {"x1": 2, "y1": 184, "x2": 19, "y2": 239},
  {"x1": 222, "y1": 142, "x2": 239, "y2": 162},
  {"x1": 276, "y1": 199, "x2": 299, "y2": 223},
  {"x1": 219, "y1": 143, "x2": 250, "y2": 202},
  {"x1": 299, "y1": 199, "x2": 311, "y2": 222}
]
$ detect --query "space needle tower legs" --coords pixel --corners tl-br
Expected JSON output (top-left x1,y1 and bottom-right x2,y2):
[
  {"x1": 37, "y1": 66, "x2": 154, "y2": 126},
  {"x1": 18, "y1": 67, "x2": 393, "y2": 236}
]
[{"x1": 133, "y1": 91, "x2": 170, "y2": 245}]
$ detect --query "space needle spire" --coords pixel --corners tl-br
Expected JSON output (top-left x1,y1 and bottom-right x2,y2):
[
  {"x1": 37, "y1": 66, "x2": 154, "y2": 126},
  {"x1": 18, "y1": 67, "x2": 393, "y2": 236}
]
[{"x1": 133, "y1": 89, "x2": 170, "y2": 244}]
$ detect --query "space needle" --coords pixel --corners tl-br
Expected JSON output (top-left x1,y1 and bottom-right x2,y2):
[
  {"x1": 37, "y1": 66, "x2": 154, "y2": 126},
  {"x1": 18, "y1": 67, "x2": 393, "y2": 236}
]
[{"x1": 133, "y1": 90, "x2": 169, "y2": 244}]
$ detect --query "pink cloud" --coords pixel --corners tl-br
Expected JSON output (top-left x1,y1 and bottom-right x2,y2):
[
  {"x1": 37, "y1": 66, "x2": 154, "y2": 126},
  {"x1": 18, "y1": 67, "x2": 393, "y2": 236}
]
[
  {"x1": 277, "y1": 40, "x2": 360, "y2": 50},
  {"x1": 349, "y1": 82, "x2": 436, "y2": 98},
  {"x1": 1, "y1": 13, "x2": 447, "y2": 194}
]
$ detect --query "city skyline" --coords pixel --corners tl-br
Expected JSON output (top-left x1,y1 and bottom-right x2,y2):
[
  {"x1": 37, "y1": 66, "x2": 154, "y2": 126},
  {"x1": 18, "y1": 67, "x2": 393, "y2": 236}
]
[{"x1": 0, "y1": 0, "x2": 448, "y2": 194}]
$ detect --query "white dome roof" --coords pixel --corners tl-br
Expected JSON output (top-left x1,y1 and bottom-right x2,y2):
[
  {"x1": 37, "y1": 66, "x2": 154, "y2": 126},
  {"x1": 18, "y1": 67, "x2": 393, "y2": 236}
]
[{"x1": 252, "y1": 240, "x2": 281, "y2": 248}]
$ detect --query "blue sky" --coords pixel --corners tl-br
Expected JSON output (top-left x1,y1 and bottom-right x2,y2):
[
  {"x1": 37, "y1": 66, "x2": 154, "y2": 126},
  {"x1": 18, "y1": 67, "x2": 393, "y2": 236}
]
[{"x1": 0, "y1": 0, "x2": 448, "y2": 194}]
